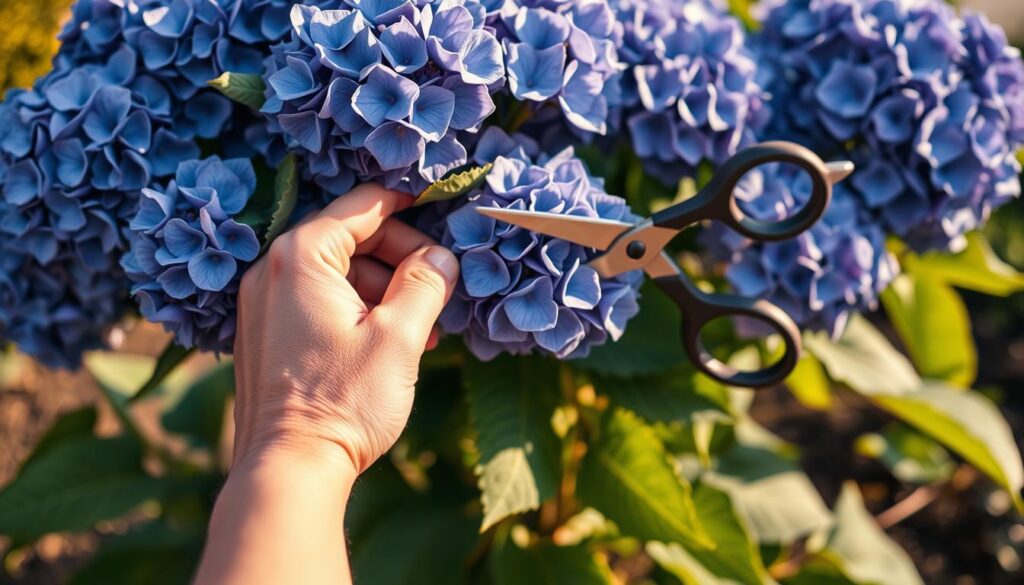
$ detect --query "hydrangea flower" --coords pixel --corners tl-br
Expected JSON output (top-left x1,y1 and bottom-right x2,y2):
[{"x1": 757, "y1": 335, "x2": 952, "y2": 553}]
[
  {"x1": 262, "y1": 2, "x2": 504, "y2": 195},
  {"x1": 702, "y1": 163, "x2": 899, "y2": 336},
  {"x1": 0, "y1": 48, "x2": 200, "y2": 367},
  {"x1": 122, "y1": 157, "x2": 262, "y2": 352},
  {"x1": 492, "y1": 0, "x2": 624, "y2": 135},
  {"x1": 756, "y1": 0, "x2": 1024, "y2": 251},
  {"x1": 418, "y1": 143, "x2": 643, "y2": 360},
  {"x1": 607, "y1": 0, "x2": 767, "y2": 183}
]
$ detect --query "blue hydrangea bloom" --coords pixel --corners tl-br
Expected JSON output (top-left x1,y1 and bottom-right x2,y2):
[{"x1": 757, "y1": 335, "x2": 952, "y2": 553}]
[
  {"x1": 0, "y1": 47, "x2": 200, "y2": 368},
  {"x1": 122, "y1": 157, "x2": 262, "y2": 352},
  {"x1": 606, "y1": 0, "x2": 767, "y2": 183},
  {"x1": 756, "y1": 0, "x2": 1024, "y2": 251},
  {"x1": 418, "y1": 143, "x2": 643, "y2": 360},
  {"x1": 262, "y1": 2, "x2": 504, "y2": 195},
  {"x1": 493, "y1": 0, "x2": 624, "y2": 135},
  {"x1": 702, "y1": 163, "x2": 899, "y2": 336}
]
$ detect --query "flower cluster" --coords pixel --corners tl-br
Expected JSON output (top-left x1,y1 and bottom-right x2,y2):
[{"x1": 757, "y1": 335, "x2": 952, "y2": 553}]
[
  {"x1": 703, "y1": 163, "x2": 898, "y2": 336},
  {"x1": 756, "y1": 0, "x2": 1024, "y2": 251},
  {"x1": 0, "y1": 46, "x2": 200, "y2": 367},
  {"x1": 609, "y1": 0, "x2": 767, "y2": 183},
  {"x1": 419, "y1": 145, "x2": 642, "y2": 360},
  {"x1": 492, "y1": 0, "x2": 624, "y2": 136},
  {"x1": 122, "y1": 157, "x2": 261, "y2": 352},
  {"x1": 262, "y1": 2, "x2": 504, "y2": 195}
]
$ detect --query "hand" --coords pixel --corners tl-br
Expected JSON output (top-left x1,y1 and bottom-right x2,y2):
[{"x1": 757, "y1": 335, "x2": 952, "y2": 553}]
[{"x1": 231, "y1": 183, "x2": 460, "y2": 473}]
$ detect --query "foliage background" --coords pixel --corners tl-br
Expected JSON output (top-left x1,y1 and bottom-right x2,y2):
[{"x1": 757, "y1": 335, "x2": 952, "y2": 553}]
[{"x1": 0, "y1": 1, "x2": 1023, "y2": 584}]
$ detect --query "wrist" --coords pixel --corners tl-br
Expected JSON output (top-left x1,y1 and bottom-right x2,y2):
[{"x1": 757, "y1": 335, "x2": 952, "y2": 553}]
[{"x1": 230, "y1": 435, "x2": 361, "y2": 490}]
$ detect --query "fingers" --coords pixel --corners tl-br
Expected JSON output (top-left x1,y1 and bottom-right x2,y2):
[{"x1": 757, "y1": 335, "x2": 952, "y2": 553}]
[
  {"x1": 348, "y1": 257, "x2": 393, "y2": 306},
  {"x1": 295, "y1": 184, "x2": 413, "y2": 262},
  {"x1": 368, "y1": 246, "x2": 460, "y2": 354},
  {"x1": 354, "y1": 217, "x2": 436, "y2": 267}
]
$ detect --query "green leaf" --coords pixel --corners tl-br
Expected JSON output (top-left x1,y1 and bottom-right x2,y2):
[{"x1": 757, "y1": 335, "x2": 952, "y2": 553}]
[
  {"x1": 684, "y1": 482, "x2": 775, "y2": 585},
  {"x1": 906, "y1": 231, "x2": 1024, "y2": 296},
  {"x1": 784, "y1": 354, "x2": 833, "y2": 411},
  {"x1": 780, "y1": 556, "x2": 860, "y2": 585},
  {"x1": 162, "y1": 362, "x2": 235, "y2": 450},
  {"x1": 24, "y1": 407, "x2": 97, "y2": 468},
  {"x1": 577, "y1": 409, "x2": 712, "y2": 550},
  {"x1": 70, "y1": 521, "x2": 202, "y2": 585},
  {"x1": 855, "y1": 423, "x2": 955, "y2": 485},
  {"x1": 346, "y1": 461, "x2": 417, "y2": 548},
  {"x1": 881, "y1": 273, "x2": 976, "y2": 387},
  {"x1": 262, "y1": 153, "x2": 299, "y2": 251},
  {"x1": 705, "y1": 446, "x2": 832, "y2": 545},
  {"x1": 578, "y1": 282, "x2": 685, "y2": 376},
  {"x1": 491, "y1": 529, "x2": 615, "y2": 585},
  {"x1": 590, "y1": 367, "x2": 732, "y2": 425},
  {"x1": 804, "y1": 315, "x2": 920, "y2": 396},
  {"x1": 414, "y1": 164, "x2": 492, "y2": 206},
  {"x1": 466, "y1": 355, "x2": 562, "y2": 532},
  {"x1": 351, "y1": 504, "x2": 478, "y2": 585},
  {"x1": 129, "y1": 343, "x2": 195, "y2": 403},
  {"x1": 0, "y1": 436, "x2": 165, "y2": 540},
  {"x1": 647, "y1": 541, "x2": 731, "y2": 585},
  {"x1": 867, "y1": 382, "x2": 1024, "y2": 511},
  {"x1": 207, "y1": 72, "x2": 266, "y2": 110},
  {"x1": 814, "y1": 483, "x2": 923, "y2": 585}
]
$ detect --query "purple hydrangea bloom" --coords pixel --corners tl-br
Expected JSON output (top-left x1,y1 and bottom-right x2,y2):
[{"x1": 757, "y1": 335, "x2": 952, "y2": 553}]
[
  {"x1": 756, "y1": 0, "x2": 1024, "y2": 251},
  {"x1": 262, "y1": 2, "x2": 504, "y2": 195},
  {"x1": 607, "y1": 0, "x2": 767, "y2": 183},
  {"x1": 492, "y1": 0, "x2": 624, "y2": 135},
  {"x1": 122, "y1": 157, "x2": 262, "y2": 352},
  {"x1": 0, "y1": 47, "x2": 200, "y2": 368},
  {"x1": 703, "y1": 163, "x2": 899, "y2": 336},
  {"x1": 418, "y1": 142, "x2": 643, "y2": 360}
]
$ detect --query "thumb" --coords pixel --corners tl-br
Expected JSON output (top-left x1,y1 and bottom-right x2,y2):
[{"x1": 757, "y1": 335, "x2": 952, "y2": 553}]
[{"x1": 369, "y1": 246, "x2": 459, "y2": 352}]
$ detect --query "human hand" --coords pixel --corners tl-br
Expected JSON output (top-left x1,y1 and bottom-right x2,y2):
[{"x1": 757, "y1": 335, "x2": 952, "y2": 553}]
[{"x1": 230, "y1": 184, "x2": 459, "y2": 474}]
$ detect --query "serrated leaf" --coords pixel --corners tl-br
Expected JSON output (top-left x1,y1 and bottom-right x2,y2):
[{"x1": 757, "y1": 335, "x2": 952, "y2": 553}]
[
  {"x1": 0, "y1": 436, "x2": 165, "y2": 540},
  {"x1": 262, "y1": 153, "x2": 299, "y2": 251},
  {"x1": 868, "y1": 382, "x2": 1024, "y2": 511},
  {"x1": 590, "y1": 366, "x2": 731, "y2": 425},
  {"x1": 466, "y1": 355, "x2": 562, "y2": 532},
  {"x1": 881, "y1": 273, "x2": 976, "y2": 387},
  {"x1": 578, "y1": 282, "x2": 686, "y2": 377},
  {"x1": 207, "y1": 72, "x2": 266, "y2": 110},
  {"x1": 784, "y1": 354, "x2": 833, "y2": 411},
  {"x1": 414, "y1": 163, "x2": 492, "y2": 206},
  {"x1": 162, "y1": 362, "x2": 235, "y2": 450},
  {"x1": 815, "y1": 483, "x2": 924, "y2": 585},
  {"x1": 491, "y1": 529, "x2": 615, "y2": 585},
  {"x1": 685, "y1": 482, "x2": 776, "y2": 585},
  {"x1": 804, "y1": 315, "x2": 920, "y2": 396},
  {"x1": 351, "y1": 504, "x2": 478, "y2": 585},
  {"x1": 906, "y1": 231, "x2": 1024, "y2": 297},
  {"x1": 577, "y1": 409, "x2": 713, "y2": 551},
  {"x1": 855, "y1": 423, "x2": 955, "y2": 485},
  {"x1": 705, "y1": 446, "x2": 832, "y2": 545}
]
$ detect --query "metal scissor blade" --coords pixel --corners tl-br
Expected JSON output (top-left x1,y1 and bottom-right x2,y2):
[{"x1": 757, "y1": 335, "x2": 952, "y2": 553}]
[
  {"x1": 825, "y1": 161, "x2": 855, "y2": 185},
  {"x1": 475, "y1": 207, "x2": 634, "y2": 251}
]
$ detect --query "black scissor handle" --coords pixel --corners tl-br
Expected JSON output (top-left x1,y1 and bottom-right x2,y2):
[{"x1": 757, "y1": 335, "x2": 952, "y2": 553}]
[
  {"x1": 654, "y1": 276, "x2": 801, "y2": 388},
  {"x1": 650, "y1": 141, "x2": 835, "y2": 242}
]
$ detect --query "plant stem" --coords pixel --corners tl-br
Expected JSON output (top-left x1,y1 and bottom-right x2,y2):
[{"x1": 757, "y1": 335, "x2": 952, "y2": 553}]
[{"x1": 554, "y1": 363, "x2": 583, "y2": 527}]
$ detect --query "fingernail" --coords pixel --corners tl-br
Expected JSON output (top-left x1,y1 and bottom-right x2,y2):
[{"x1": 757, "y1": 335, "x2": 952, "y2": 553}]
[{"x1": 424, "y1": 246, "x2": 459, "y2": 282}]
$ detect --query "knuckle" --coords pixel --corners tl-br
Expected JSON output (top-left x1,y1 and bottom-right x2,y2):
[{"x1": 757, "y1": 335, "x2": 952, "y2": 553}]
[
  {"x1": 404, "y1": 264, "x2": 449, "y2": 298},
  {"x1": 266, "y1": 233, "x2": 299, "y2": 276}
]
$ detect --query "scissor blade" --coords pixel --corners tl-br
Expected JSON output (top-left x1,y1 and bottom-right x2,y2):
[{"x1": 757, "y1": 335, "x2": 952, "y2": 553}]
[
  {"x1": 476, "y1": 207, "x2": 634, "y2": 251},
  {"x1": 825, "y1": 161, "x2": 855, "y2": 185}
]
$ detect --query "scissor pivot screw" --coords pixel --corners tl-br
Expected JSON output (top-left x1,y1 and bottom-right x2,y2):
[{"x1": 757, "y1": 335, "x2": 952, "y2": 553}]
[{"x1": 626, "y1": 240, "x2": 647, "y2": 260}]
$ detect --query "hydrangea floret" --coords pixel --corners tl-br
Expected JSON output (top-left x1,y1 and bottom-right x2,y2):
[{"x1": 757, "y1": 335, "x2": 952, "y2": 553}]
[
  {"x1": 419, "y1": 141, "x2": 643, "y2": 360},
  {"x1": 756, "y1": 0, "x2": 1024, "y2": 251},
  {"x1": 609, "y1": 0, "x2": 767, "y2": 182},
  {"x1": 262, "y1": 2, "x2": 504, "y2": 195},
  {"x1": 703, "y1": 163, "x2": 899, "y2": 336},
  {"x1": 122, "y1": 156, "x2": 261, "y2": 352}
]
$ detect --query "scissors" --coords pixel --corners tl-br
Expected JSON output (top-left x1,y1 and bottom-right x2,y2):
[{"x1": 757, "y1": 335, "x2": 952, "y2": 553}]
[{"x1": 477, "y1": 142, "x2": 854, "y2": 388}]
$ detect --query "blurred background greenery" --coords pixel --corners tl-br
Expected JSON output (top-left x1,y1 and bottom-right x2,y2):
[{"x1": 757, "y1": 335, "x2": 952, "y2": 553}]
[{"x1": 0, "y1": 1, "x2": 1022, "y2": 584}]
